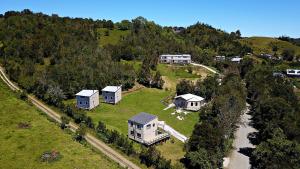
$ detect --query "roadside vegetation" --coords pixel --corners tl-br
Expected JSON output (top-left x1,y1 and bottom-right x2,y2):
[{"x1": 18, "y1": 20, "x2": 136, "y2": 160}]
[
  {"x1": 0, "y1": 80, "x2": 121, "y2": 169},
  {"x1": 1, "y1": 9, "x2": 300, "y2": 169}
]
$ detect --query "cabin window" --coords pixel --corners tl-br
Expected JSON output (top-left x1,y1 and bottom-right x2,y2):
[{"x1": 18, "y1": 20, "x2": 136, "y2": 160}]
[
  {"x1": 86, "y1": 101, "x2": 88, "y2": 105},
  {"x1": 191, "y1": 102, "x2": 193, "y2": 106},
  {"x1": 137, "y1": 133, "x2": 141, "y2": 138},
  {"x1": 146, "y1": 124, "x2": 151, "y2": 129},
  {"x1": 80, "y1": 96, "x2": 85, "y2": 98},
  {"x1": 153, "y1": 123, "x2": 155, "y2": 127},
  {"x1": 137, "y1": 125, "x2": 142, "y2": 129},
  {"x1": 195, "y1": 102, "x2": 198, "y2": 106},
  {"x1": 111, "y1": 97, "x2": 113, "y2": 99},
  {"x1": 130, "y1": 122, "x2": 133, "y2": 127},
  {"x1": 130, "y1": 130, "x2": 134, "y2": 136},
  {"x1": 79, "y1": 101, "x2": 82, "y2": 104},
  {"x1": 105, "y1": 96, "x2": 107, "y2": 99}
]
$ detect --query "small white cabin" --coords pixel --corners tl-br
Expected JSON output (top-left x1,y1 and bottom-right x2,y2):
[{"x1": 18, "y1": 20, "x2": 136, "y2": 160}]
[
  {"x1": 128, "y1": 112, "x2": 169, "y2": 145},
  {"x1": 75, "y1": 90, "x2": 99, "y2": 110},
  {"x1": 102, "y1": 86, "x2": 122, "y2": 104},
  {"x1": 174, "y1": 93, "x2": 205, "y2": 111}
]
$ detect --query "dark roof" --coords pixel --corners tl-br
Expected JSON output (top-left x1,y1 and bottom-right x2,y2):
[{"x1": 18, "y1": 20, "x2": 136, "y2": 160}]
[{"x1": 128, "y1": 112, "x2": 157, "y2": 125}]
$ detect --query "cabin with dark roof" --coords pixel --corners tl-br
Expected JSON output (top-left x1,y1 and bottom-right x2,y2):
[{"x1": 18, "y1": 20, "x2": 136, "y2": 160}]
[{"x1": 128, "y1": 112, "x2": 170, "y2": 145}]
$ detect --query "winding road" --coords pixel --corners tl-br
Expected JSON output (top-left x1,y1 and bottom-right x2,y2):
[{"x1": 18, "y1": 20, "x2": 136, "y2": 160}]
[{"x1": 0, "y1": 66, "x2": 140, "y2": 169}]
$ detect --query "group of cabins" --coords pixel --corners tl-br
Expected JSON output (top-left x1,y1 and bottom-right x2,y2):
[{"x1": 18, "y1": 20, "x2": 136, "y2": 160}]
[
  {"x1": 75, "y1": 86, "x2": 122, "y2": 110},
  {"x1": 74, "y1": 54, "x2": 207, "y2": 145}
]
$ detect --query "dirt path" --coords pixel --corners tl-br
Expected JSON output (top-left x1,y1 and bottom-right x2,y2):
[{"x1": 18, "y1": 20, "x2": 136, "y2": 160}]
[
  {"x1": 190, "y1": 62, "x2": 218, "y2": 74},
  {"x1": 225, "y1": 105, "x2": 256, "y2": 169},
  {"x1": 0, "y1": 66, "x2": 141, "y2": 169}
]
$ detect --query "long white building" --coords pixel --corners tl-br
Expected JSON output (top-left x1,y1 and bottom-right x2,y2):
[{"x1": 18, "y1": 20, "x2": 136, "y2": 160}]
[{"x1": 160, "y1": 54, "x2": 191, "y2": 64}]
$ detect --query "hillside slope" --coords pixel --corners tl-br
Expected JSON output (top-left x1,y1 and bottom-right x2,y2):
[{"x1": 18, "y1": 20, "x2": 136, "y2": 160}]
[
  {"x1": 0, "y1": 80, "x2": 121, "y2": 169},
  {"x1": 239, "y1": 36, "x2": 300, "y2": 55}
]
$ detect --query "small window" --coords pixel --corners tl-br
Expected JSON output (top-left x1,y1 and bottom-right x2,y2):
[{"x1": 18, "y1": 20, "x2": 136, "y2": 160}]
[
  {"x1": 105, "y1": 96, "x2": 107, "y2": 99},
  {"x1": 130, "y1": 130, "x2": 134, "y2": 136},
  {"x1": 130, "y1": 122, "x2": 133, "y2": 127},
  {"x1": 86, "y1": 101, "x2": 88, "y2": 105},
  {"x1": 137, "y1": 133, "x2": 141, "y2": 138},
  {"x1": 111, "y1": 97, "x2": 113, "y2": 99},
  {"x1": 153, "y1": 123, "x2": 155, "y2": 127},
  {"x1": 191, "y1": 102, "x2": 193, "y2": 106},
  {"x1": 137, "y1": 125, "x2": 142, "y2": 129},
  {"x1": 146, "y1": 124, "x2": 151, "y2": 129},
  {"x1": 79, "y1": 101, "x2": 82, "y2": 104},
  {"x1": 195, "y1": 102, "x2": 198, "y2": 106}
]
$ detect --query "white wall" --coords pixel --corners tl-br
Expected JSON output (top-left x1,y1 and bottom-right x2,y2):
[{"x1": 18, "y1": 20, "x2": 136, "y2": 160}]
[
  {"x1": 128, "y1": 118, "x2": 158, "y2": 143},
  {"x1": 89, "y1": 91, "x2": 99, "y2": 110}
]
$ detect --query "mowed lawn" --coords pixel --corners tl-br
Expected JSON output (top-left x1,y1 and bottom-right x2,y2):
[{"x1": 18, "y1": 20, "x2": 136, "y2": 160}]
[
  {"x1": 0, "y1": 81, "x2": 121, "y2": 169},
  {"x1": 87, "y1": 88, "x2": 199, "y2": 136},
  {"x1": 85, "y1": 88, "x2": 199, "y2": 163}
]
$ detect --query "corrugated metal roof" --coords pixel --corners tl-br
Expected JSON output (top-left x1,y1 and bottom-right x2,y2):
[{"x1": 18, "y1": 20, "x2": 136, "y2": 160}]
[
  {"x1": 102, "y1": 86, "x2": 121, "y2": 92},
  {"x1": 175, "y1": 93, "x2": 204, "y2": 102},
  {"x1": 128, "y1": 112, "x2": 157, "y2": 125},
  {"x1": 75, "y1": 90, "x2": 98, "y2": 97}
]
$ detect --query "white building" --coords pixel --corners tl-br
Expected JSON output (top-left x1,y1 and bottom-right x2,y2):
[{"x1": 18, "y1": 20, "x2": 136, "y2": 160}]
[
  {"x1": 102, "y1": 86, "x2": 122, "y2": 104},
  {"x1": 215, "y1": 55, "x2": 226, "y2": 61},
  {"x1": 231, "y1": 57, "x2": 243, "y2": 63},
  {"x1": 160, "y1": 54, "x2": 191, "y2": 64},
  {"x1": 286, "y1": 69, "x2": 300, "y2": 77},
  {"x1": 76, "y1": 90, "x2": 99, "y2": 110},
  {"x1": 128, "y1": 112, "x2": 170, "y2": 145},
  {"x1": 174, "y1": 93, "x2": 205, "y2": 111}
]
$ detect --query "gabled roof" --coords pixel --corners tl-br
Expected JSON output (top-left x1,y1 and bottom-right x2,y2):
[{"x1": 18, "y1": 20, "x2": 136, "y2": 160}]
[
  {"x1": 76, "y1": 90, "x2": 98, "y2": 97},
  {"x1": 102, "y1": 86, "x2": 121, "y2": 92},
  {"x1": 128, "y1": 112, "x2": 157, "y2": 125},
  {"x1": 175, "y1": 93, "x2": 204, "y2": 102}
]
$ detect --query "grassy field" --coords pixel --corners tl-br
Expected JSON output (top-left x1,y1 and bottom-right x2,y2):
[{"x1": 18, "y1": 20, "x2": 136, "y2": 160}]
[
  {"x1": 97, "y1": 28, "x2": 130, "y2": 46},
  {"x1": 64, "y1": 61, "x2": 209, "y2": 163},
  {"x1": 121, "y1": 60, "x2": 211, "y2": 90},
  {"x1": 87, "y1": 88, "x2": 198, "y2": 136},
  {"x1": 0, "y1": 81, "x2": 121, "y2": 169},
  {"x1": 240, "y1": 36, "x2": 300, "y2": 55},
  {"x1": 84, "y1": 87, "x2": 198, "y2": 164}
]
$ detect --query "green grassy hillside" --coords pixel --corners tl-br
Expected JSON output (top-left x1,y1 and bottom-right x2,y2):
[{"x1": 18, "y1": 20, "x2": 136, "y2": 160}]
[
  {"x1": 97, "y1": 28, "x2": 130, "y2": 46},
  {"x1": 240, "y1": 36, "x2": 300, "y2": 55},
  {"x1": 0, "y1": 81, "x2": 121, "y2": 169}
]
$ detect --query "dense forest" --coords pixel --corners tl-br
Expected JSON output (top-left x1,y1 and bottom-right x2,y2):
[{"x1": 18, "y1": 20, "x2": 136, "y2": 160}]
[
  {"x1": 0, "y1": 9, "x2": 251, "y2": 107},
  {"x1": 244, "y1": 62, "x2": 300, "y2": 169},
  {"x1": 0, "y1": 10, "x2": 136, "y2": 106},
  {"x1": 2, "y1": 9, "x2": 298, "y2": 169},
  {"x1": 181, "y1": 67, "x2": 247, "y2": 168}
]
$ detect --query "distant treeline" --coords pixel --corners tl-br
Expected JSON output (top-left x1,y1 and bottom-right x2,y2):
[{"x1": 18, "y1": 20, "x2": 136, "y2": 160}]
[
  {"x1": 0, "y1": 9, "x2": 136, "y2": 104},
  {"x1": 0, "y1": 9, "x2": 251, "y2": 105},
  {"x1": 278, "y1": 36, "x2": 300, "y2": 47}
]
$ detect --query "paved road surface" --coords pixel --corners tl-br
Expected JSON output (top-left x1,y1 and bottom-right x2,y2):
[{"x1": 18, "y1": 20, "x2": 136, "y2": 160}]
[
  {"x1": 0, "y1": 66, "x2": 141, "y2": 169},
  {"x1": 226, "y1": 105, "x2": 256, "y2": 169}
]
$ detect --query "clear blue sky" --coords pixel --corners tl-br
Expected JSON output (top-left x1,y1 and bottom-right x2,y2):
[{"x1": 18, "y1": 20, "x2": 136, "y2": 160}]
[{"x1": 1, "y1": 0, "x2": 300, "y2": 37}]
